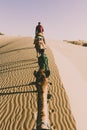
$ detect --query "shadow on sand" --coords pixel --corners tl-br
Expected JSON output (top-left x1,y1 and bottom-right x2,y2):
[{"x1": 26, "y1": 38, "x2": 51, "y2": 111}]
[
  {"x1": 0, "y1": 82, "x2": 37, "y2": 96},
  {"x1": 0, "y1": 58, "x2": 38, "y2": 73},
  {"x1": 0, "y1": 47, "x2": 34, "y2": 54}
]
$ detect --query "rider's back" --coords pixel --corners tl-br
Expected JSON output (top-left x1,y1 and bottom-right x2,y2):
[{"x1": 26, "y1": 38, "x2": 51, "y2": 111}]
[{"x1": 36, "y1": 25, "x2": 44, "y2": 35}]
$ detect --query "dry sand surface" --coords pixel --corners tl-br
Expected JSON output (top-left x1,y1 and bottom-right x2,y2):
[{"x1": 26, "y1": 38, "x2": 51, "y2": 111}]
[
  {"x1": 0, "y1": 36, "x2": 77, "y2": 130},
  {"x1": 47, "y1": 39, "x2": 87, "y2": 130}
]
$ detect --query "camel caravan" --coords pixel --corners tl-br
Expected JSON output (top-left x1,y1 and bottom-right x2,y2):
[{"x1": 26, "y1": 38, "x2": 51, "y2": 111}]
[{"x1": 33, "y1": 22, "x2": 51, "y2": 130}]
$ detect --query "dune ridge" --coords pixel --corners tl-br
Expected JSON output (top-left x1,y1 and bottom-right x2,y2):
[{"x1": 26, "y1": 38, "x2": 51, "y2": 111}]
[{"x1": 0, "y1": 36, "x2": 77, "y2": 130}]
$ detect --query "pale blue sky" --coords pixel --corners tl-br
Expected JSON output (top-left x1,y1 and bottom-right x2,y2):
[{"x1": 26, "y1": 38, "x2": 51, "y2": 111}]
[{"x1": 0, "y1": 0, "x2": 87, "y2": 40}]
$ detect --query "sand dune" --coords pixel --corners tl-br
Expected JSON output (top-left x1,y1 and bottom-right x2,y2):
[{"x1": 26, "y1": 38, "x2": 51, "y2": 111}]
[
  {"x1": 47, "y1": 39, "x2": 87, "y2": 130},
  {"x1": 0, "y1": 36, "x2": 77, "y2": 130}
]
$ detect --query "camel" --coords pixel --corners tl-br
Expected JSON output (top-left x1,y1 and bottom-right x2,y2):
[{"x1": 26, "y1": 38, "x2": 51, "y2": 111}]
[
  {"x1": 34, "y1": 33, "x2": 46, "y2": 57},
  {"x1": 34, "y1": 69, "x2": 50, "y2": 130}
]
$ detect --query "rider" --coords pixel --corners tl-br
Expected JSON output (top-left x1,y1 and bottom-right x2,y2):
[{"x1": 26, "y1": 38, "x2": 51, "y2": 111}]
[
  {"x1": 33, "y1": 23, "x2": 46, "y2": 54},
  {"x1": 35, "y1": 22, "x2": 44, "y2": 36},
  {"x1": 34, "y1": 22, "x2": 45, "y2": 44},
  {"x1": 33, "y1": 33, "x2": 46, "y2": 54},
  {"x1": 38, "y1": 49, "x2": 50, "y2": 77}
]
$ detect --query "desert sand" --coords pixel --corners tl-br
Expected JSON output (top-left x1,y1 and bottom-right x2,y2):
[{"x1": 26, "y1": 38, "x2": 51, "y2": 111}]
[
  {"x1": 0, "y1": 35, "x2": 80, "y2": 130},
  {"x1": 47, "y1": 39, "x2": 87, "y2": 130}
]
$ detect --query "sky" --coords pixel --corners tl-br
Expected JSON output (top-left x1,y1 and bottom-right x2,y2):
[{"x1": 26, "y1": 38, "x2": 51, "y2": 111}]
[{"x1": 0, "y1": 0, "x2": 87, "y2": 40}]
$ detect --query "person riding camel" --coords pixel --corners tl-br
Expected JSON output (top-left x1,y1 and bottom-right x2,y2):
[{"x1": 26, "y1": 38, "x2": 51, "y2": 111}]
[
  {"x1": 35, "y1": 22, "x2": 44, "y2": 36},
  {"x1": 34, "y1": 23, "x2": 46, "y2": 57},
  {"x1": 34, "y1": 22, "x2": 45, "y2": 45},
  {"x1": 33, "y1": 33, "x2": 46, "y2": 57},
  {"x1": 38, "y1": 49, "x2": 50, "y2": 78}
]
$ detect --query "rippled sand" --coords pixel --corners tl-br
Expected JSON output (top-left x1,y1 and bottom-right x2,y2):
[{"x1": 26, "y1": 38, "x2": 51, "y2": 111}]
[{"x1": 0, "y1": 36, "x2": 77, "y2": 130}]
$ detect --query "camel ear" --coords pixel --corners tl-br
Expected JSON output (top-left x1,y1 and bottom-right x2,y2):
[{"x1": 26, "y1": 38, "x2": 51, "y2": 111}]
[{"x1": 34, "y1": 70, "x2": 37, "y2": 77}]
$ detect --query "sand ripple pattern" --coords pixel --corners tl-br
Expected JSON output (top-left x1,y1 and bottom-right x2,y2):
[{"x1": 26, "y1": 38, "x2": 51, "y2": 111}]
[{"x1": 0, "y1": 36, "x2": 77, "y2": 130}]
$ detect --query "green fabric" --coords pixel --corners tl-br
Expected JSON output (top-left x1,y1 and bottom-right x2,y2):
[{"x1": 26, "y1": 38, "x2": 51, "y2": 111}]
[{"x1": 38, "y1": 54, "x2": 48, "y2": 71}]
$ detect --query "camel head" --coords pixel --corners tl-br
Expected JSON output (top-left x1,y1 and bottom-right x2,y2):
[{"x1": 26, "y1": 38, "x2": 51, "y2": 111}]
[{"x1": 34, "y1": 69, "x2": 48, "y2": 86}]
